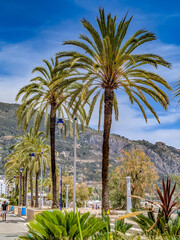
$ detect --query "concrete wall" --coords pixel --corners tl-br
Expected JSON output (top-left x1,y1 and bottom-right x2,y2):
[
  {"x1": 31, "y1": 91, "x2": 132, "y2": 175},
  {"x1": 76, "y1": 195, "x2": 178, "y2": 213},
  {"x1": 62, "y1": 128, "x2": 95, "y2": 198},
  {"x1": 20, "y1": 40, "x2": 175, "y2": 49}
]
[
  {"x1": 13, "y1": 206, "x2": 18, "y2": 215},
  {"x1": 7, "y1": 205, "x2": 10, "y2": 212},
  {"x1": 27, "y1": 208, "x2": 44, "y2": 221},
  {"x1": 18, "y1": 207, "x2": 22, "y2": 217}
]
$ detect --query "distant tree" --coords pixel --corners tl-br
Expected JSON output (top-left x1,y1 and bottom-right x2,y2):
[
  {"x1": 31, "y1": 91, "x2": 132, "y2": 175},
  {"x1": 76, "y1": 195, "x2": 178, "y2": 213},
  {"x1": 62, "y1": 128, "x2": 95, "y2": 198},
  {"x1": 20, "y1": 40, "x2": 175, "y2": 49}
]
[
  {"x1": 109, "y1": 149, "x2": 158, "y2": 209},
  {"x1": 58, "y1": 174, "x2": 90, "y2": 207},
  {"x1": 61, "y1": 175, "x2": 74, "y2": 206},
  {"x1": 76, "y1": 183, "x2": 90, "y2": 207}
]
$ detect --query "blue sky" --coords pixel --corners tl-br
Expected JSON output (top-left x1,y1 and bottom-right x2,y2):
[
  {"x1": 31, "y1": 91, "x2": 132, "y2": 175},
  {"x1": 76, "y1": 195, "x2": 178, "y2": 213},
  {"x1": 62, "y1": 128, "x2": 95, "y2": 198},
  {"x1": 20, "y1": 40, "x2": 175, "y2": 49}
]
[{"x1": 0, "y1": 0, "x2": 180, "y2": 147}]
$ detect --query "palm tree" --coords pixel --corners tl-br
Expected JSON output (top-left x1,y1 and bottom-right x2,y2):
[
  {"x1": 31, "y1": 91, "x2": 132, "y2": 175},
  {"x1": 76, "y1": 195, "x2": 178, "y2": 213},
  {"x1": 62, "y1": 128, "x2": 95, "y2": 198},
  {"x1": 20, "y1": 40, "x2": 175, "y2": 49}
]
[
  {"x1": 16, "y1": 58, "x2": 74, "y2": 208},
  {"x1": 15, "y1": 58, "x2": 84, "y2": 208},
  {"x1": 56, "y1": 9, "x2": 172, "y2": 211},
  {"x1": 5, "y1": 129, "x2": 50, "y2": 207},
  {"x1": 5, "y1": 153, "x2": 20, "y2": 202}
]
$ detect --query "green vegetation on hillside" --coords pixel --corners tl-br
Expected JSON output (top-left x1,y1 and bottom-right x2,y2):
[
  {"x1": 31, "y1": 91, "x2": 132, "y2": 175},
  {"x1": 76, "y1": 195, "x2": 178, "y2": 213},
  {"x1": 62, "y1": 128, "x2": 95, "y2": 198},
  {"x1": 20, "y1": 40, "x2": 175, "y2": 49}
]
[{"x1": 1, "y1": 102, "x2": 180, "y2": 181}]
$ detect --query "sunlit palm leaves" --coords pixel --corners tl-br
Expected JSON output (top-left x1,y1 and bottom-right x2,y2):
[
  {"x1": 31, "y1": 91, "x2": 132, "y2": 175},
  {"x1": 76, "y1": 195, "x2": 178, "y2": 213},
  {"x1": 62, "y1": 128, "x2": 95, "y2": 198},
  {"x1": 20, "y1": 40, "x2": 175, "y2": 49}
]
[{"x1": 174, "y1": 80, "x2": 180, "y2": 105}]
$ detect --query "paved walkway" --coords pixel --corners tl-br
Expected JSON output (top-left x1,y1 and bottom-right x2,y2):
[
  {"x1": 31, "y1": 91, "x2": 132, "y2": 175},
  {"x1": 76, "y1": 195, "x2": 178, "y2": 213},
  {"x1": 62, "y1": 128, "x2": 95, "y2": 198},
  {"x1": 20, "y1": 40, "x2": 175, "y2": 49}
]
[{"x1": 0, "y1": 213, "x2": 27, "y2": 240}]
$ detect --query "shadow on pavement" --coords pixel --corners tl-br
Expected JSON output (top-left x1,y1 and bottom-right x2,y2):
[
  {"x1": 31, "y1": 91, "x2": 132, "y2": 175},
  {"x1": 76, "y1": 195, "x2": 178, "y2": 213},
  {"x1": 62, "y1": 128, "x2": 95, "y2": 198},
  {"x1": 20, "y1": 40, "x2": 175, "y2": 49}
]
[{"x1": 0, "y1": 219, "x2": 26, "y2": 223}]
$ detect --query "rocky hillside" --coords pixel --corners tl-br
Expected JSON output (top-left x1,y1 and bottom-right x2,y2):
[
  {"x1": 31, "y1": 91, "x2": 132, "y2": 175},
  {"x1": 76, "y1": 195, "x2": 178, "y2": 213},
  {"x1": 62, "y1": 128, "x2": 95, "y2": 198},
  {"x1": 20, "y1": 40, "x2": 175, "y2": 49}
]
[{"x1": 0, "y1": 102, "x2": 180, "y2": 179}]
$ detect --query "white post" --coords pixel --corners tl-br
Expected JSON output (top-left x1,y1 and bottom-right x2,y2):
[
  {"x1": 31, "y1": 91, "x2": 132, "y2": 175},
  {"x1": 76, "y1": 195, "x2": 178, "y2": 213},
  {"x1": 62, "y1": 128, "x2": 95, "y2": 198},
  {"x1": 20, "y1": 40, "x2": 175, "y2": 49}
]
[
  {"x1": 40, "y1": 149, "x2": 43, "y2": 209},
  {"x1": 126, "y1": 176, "x2": 132, "y2": 213},
  {"x1": 42, "y1": 188, "x2": 44, "y2": 208},
  {"x1": 26, "y1": 171, "x2": 28, "y2": 206},
  {"x1": 66, "y1": 185, "x2": 69, "y2": 208},
  {"x1": 19, "y1": 172, "x2": 21, "y2": 206},
  {"x1": 73, "y1": 117, "x2": 77, "y2": 213}
]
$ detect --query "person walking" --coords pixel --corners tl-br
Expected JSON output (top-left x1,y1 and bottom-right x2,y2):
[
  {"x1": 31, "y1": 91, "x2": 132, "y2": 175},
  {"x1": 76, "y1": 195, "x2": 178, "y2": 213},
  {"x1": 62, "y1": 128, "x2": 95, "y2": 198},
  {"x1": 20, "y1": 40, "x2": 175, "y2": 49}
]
[{"x1": 1, "y1": 201, "x2": 8, "y2": 221}]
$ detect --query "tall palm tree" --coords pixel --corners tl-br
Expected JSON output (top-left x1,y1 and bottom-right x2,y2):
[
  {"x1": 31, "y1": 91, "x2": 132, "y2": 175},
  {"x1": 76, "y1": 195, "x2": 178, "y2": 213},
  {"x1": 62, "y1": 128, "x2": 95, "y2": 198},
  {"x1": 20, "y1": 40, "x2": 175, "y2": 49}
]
[
  {"x1": 16, "y1": 58, "x2": 86, "y2": 208},
  {"x1": 56, "y1": 9, "x2": 172, "y2": 211}
]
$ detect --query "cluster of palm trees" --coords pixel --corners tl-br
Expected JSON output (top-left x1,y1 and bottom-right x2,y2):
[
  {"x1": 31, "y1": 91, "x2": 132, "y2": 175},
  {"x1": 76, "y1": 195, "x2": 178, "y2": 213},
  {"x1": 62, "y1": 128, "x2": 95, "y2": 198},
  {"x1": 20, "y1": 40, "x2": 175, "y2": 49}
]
[
  {"x1": 5, "y1": 129, "x2": 50, "y2": 207},
  {"x1": 6, "y1": 8, "x2": 174, "y2": 211}
]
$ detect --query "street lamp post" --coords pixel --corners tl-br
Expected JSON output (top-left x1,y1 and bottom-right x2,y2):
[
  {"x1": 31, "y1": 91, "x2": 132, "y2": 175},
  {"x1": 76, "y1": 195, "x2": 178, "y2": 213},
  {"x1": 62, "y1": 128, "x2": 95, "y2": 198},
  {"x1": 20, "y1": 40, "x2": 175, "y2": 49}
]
[
  {"x1": 14, "y1": 176, "x2": 16, "y2": 195},
  {"x1": 57, "y1": 118, "x2": 64, "y2": 211},
  {"x1": 57, "y1": 117, "x2": 77, "y2": 213},
  {"x1": 66, "y1": 185, "x2": 69, "y2": 208},
  {"x1": 19, "y1": 168, "x2": 23, "y2": 206},
  {"x1": 73, "y1": 117, "x2": 77, "y2": 213},
  {"x1": 26, "y1": 172, "x2": 28, "y2": 206},
  {"x1": 40, "y1": 149, "x2": 43, "y2": 209},
  {"x1": 8, "y1": 183, "x2": 11, "y2": 197}
]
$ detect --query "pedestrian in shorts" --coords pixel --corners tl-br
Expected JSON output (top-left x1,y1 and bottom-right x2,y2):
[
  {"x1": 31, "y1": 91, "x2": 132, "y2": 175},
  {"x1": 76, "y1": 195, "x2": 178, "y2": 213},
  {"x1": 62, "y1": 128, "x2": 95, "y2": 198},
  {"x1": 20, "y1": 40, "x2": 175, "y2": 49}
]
[{"x1": 1, "y1": 201, "x2": 8, "y2": 221}]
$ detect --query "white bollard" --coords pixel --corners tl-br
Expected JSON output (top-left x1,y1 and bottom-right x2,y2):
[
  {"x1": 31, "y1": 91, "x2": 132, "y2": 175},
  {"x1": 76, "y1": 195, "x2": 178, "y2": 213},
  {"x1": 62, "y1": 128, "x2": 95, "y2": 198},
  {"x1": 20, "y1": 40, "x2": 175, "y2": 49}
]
[{"x1": 126, "y1": 176, "x2": 132, "y2": 213}]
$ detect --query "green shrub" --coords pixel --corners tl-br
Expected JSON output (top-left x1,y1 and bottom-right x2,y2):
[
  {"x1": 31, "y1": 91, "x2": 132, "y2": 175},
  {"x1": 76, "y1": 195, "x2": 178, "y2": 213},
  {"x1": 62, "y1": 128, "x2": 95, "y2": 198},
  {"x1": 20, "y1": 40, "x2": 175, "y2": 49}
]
[
  {"x1": 18, "y1": 210, "x2": 106, "y2": 240},
  {"x1": 92, "y1": 213, "x2": 133, "y2": 240},
  {"x1": 131, "y1": 211, "x2": 180, "y2": 239},
  {"x1": 9, "y1": 195, "x2": 18, "y2": 205}
]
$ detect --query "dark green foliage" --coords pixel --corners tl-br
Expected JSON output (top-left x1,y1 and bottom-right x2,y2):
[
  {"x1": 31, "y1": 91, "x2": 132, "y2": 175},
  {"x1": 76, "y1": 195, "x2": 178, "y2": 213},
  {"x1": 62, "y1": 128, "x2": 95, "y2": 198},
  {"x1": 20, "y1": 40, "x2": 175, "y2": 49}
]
[
  {"x1": 131, "y1": 212, "x2": 180, "y2": 239},
  {"x1": 114, "y1": 220, "x2": 133, "y2": 234},
  {"x1": 9, "y1": 193, "x2": 18, "y2": 206},
  {"x1": 18, "y1": 210, "x2": 107, "y2": 240},
  {"x1": 93, "y1": 218, "x2": 132, "y2": 240},
  {"x1": 92, "y1": 211, "x2": 133, "y2": 240},
  {"x1": 1, "y1": 102, "x2": 180, "y2": 182}
]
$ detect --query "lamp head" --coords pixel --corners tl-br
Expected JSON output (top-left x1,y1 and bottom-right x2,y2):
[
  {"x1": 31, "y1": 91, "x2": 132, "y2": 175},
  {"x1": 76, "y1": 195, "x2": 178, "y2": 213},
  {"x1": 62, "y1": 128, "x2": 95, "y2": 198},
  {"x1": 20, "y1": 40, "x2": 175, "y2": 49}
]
[
  {"x1": 20, "y1": 168, "x2": 23, "y2": 172},
  {"x1": 57, "y1": 118, "x2": 64, "y2": 130},
  {"x1": 30, "y1": 153, "x2": 35, "y2": 157}
]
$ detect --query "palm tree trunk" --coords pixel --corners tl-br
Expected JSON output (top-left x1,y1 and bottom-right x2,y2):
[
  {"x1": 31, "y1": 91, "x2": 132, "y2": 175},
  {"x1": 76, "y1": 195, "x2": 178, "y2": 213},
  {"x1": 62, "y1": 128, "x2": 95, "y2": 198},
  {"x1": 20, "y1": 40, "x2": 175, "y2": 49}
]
[
  {"x1": 15, "y1": 183, "x2": 18, "y2": 195},
  {"x1": 35, "y1": 172, "x2": 39, "y2": 208},
  {"x1": 102, "y1": 88, "x2": 114, "y2": 212},
  {"x1": 49, "y1": 185, "x2": 51, "y2": 193},
  {"x1": 30, "y1": 170, "x2": 34, "y2": 207},
  {"x1": 50, "y1": 102, "x2": 59, "y2": 208}
]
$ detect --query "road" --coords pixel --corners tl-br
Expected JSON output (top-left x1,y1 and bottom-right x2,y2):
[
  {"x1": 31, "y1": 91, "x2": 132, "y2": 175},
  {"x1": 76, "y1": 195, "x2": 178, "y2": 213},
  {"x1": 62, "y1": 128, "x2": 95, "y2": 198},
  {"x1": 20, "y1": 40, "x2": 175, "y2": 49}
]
[{"x1": 0, "y1": 213, "x2": 27, "y2": 240}]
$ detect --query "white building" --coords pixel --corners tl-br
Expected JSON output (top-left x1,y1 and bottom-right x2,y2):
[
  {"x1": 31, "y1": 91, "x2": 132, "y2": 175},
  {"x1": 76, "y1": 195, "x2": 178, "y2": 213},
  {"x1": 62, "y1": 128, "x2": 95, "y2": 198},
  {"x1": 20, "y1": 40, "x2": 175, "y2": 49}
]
[
  {"x1": 0, "y1": 175, "x2": 7, "y2": 196},
  {"x1": 0, "y1": 180, "x2": 6, "y2": 195}
]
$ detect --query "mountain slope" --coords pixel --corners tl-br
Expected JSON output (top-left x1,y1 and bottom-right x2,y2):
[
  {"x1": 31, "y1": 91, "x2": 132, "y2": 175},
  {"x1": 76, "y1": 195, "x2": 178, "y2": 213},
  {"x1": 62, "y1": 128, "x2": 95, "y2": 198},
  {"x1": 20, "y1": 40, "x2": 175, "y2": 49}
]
[{"x1": 0, "y1": 102, "x2": 180, "y2": 179}]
